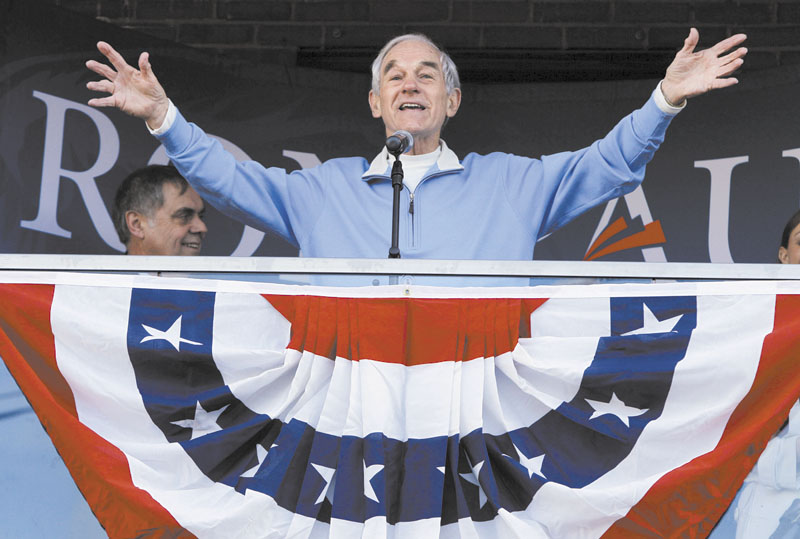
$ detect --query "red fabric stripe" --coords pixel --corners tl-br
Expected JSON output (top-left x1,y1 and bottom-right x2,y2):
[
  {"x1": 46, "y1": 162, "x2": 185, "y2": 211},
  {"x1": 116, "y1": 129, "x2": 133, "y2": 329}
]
[
  {"x1": 264, "y1": 295, "x2": 548, "y2": 365},
  {"x1": 603, "y1": 294, "x2": 800, "y2": 538},
  {"x1": 0, "y1": 284, "x2": 194, "y2": 539}
]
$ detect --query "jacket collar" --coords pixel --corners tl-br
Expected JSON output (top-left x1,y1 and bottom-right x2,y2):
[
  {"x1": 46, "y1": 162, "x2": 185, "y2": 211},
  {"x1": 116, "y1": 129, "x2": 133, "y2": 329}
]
[{"x1": 361, "y1": 139, "x2": 463, "y2": 181}]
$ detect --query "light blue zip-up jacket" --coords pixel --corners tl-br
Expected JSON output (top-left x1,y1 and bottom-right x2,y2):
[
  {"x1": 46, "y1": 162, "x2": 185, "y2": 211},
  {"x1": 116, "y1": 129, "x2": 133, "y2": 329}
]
[{"x1": 155, "y1": 88, "x2": 674, "y2": 272}]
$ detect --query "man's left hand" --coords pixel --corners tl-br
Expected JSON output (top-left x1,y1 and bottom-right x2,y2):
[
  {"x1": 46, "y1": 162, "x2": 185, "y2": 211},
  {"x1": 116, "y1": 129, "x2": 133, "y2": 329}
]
[{"x1": 661, "y1": 28, "x2": 747, "y2": 106}]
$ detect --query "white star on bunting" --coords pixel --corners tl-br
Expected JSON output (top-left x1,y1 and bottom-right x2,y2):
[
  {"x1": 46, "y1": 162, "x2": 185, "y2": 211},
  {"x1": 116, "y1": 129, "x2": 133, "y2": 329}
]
[
  {"x1": 460, "y1": 460, "x2": 489, "y2": 508},
  {"x1": 504, "y1": 444, "x2": 546, "y2": 480},
  {"x1": 240, "y1": 444, "x2": 268, "y2": 478},
  {"x1": 586, "y1": 392, "x2": 648, "y2": 427},
  {"x1": 363, "y1": 461, "x2": 383, "y2": 503},
  {"x1": 621, "y1": 304, "x2": 683, "y2": 336},
  {"x1": 171, "y1": 402, "x2": 229, "y2": 440},
  {"x1": 312, "y1": 464, "x2": 336, "y2": 505},
  {"x1": 141, "y1": 315, "x2": 202, "y2": 351}
]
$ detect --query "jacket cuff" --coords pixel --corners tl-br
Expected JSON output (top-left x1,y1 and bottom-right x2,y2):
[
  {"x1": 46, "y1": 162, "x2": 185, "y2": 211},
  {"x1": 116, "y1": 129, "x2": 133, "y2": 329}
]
[
  {"x1": 654, "y1": 81, "x2": 686, "y2": 115},
  {"x1": 146, "y1": 99, "x2": 177, "y2": 135}
]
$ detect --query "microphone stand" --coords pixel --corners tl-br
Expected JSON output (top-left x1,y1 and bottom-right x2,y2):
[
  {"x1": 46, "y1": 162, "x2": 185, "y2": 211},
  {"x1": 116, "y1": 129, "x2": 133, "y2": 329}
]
[{"x1": 388, "y1": 151, "x2": 404, "y2": 259}]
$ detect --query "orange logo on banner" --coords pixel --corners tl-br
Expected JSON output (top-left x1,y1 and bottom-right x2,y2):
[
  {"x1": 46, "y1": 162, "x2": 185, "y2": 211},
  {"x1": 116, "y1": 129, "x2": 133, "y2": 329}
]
[{"x1": 583, "y1": 217, "x2": 666, "y2": 261}]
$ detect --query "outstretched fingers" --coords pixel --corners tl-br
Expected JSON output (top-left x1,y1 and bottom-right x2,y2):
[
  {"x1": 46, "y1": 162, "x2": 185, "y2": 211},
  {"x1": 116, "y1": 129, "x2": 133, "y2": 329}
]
[
  {"x1": 710, "y1": 76, "x2": 739, "y2": 91},
  {"x1": 87, "y1": 95, "x2": 118, "y2": 108},
  {"x1": 711, "y1": 43, "x2": 747, "y2": 81},
  {"x1": 96, "y1": 41, "x2": 132, "y2": 74},
  {"x1": 720, "y1": 45, "x2": 748, "y2": 65},
  {"x1": 703, "y1": 34, "x2": 747, "y2": 89},
  {"x1": 717, "y1": 54, "x2": 745, "y2": 77},
  {"x1": 85, "y1": 59, "x2": 117, "y2": 81},
  {"x1": 711, "y1": 33, "x2": 748, "y2": 56},
  {"x1": 86, "y1": 79, "x2": 115, "y2": 94}
]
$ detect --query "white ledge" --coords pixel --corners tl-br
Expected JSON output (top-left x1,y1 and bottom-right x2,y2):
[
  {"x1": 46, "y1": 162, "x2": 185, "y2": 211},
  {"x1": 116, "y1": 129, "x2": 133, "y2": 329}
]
[{"x1": 0, "y1": 255, "x2": 797, "y2": 280}]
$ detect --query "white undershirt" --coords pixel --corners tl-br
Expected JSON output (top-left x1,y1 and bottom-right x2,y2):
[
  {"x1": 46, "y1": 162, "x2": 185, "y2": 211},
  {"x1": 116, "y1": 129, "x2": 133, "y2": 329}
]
[{"x1": 393, "y1": 146, "x2": 441, "y2": 193}]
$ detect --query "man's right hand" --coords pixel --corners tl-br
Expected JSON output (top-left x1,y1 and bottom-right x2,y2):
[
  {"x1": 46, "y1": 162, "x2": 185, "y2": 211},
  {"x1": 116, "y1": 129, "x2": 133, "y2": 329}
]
[{"x1": 86, "y1": 41, "x2": 170, "y2": 130}]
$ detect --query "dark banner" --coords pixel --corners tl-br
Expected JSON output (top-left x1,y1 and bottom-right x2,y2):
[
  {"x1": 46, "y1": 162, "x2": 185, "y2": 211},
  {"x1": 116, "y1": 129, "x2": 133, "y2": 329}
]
[{"x1": 3, "y1": 1, "x2": 800, "y2": 263}]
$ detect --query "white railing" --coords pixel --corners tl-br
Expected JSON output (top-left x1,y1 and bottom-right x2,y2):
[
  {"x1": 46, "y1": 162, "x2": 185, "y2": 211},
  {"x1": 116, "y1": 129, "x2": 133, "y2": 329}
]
[{"x1": 0, "y1": 254, "x2": 798, "y2": 282}]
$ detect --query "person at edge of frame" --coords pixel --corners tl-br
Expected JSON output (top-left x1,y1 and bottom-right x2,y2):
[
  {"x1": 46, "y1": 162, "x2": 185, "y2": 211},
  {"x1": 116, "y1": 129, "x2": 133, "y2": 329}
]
[{"x1": 711, "y1": 210, "x2": 800, "y2": 539}]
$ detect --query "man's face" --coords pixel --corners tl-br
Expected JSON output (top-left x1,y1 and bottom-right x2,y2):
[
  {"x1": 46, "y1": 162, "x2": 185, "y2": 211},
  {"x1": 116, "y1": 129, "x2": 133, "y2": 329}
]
[
  {"x1": 368, "y1": 40, "x2": 461, "y2": 155},
  {"x1": 132, "y1": 183, "x2": 207, "y2": 256}
]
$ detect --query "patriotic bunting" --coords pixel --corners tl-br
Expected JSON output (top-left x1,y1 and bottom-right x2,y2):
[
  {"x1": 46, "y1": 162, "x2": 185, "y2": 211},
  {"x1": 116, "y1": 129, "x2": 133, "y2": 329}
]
[{"x1": 1, "y1": 273, "x2": 799, "y2": 538}]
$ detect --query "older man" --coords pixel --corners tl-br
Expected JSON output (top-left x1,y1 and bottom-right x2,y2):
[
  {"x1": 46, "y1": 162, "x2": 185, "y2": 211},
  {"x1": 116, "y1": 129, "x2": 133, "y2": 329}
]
[
  {"x1": 87, "y1": 30, "x2": 745, "y2": 262},
  {"x1": 113, "y1": 165, "x2": 207, "y2": 256}
]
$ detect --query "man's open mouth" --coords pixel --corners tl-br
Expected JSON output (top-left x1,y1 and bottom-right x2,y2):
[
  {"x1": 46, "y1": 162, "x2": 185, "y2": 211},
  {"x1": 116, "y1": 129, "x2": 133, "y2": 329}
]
[
  {"x1": 399, "y1": 103, "x2": 426, "y2": 110},
  {"x1": 182, "y1": 242, "x2": 201, "y2": 249}
]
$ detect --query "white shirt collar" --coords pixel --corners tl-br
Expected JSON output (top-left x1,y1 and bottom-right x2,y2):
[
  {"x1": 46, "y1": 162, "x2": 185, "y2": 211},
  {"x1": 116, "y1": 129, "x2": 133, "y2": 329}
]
[{"x1": 362, "y1": 139, "x2": 463, "y2": 180}]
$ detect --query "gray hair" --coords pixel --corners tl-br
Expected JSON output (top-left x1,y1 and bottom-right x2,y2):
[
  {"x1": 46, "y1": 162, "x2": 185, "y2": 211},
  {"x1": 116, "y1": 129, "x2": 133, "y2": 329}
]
[
  {"x1": 370, "y1": 34, "x2": 460, "y2": 95},
  {"x1": 112, "y1": 165, "x2": 190, "y2": 245}
]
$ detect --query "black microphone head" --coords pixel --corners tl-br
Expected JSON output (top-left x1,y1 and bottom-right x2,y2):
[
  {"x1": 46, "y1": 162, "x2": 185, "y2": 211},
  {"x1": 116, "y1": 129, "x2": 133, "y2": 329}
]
[{"x1": 386, "y1": 130, "x2": 414, "y2": 155}]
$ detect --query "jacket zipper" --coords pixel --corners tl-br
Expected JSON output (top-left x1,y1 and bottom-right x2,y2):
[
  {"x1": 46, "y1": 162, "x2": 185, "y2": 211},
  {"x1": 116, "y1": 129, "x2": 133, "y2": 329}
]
[
  {"x1": 403, "y1": 171, "x2": 452, "y2": 250},
  {"x1": 408, "y1": 189, "x2": 415, "y2": 247}
]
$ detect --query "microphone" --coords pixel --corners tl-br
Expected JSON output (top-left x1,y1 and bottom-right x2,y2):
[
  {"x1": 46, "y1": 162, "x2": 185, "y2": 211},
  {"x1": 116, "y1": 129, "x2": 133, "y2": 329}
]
[{"x1": 385, "y1": 130, "x2": 414, "y2": 156}]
